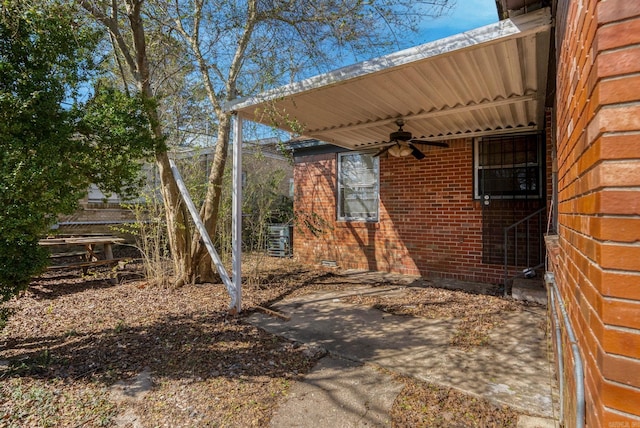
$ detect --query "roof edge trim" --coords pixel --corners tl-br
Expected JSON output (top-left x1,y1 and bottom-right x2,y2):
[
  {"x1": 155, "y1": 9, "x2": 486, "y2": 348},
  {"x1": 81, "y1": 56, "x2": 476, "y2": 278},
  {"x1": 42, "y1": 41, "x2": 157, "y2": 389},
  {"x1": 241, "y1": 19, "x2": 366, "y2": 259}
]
[{"x1": 225, "y1": 8, "x2": 551, "y2": 114}]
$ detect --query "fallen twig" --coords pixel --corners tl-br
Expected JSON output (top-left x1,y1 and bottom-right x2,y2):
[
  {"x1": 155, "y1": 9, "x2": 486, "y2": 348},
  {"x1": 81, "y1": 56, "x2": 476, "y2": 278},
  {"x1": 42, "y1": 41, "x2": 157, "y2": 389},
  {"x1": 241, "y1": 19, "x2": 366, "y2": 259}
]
[{"x1": 255, "y1": 305, "x2": 291, "y2": 321}]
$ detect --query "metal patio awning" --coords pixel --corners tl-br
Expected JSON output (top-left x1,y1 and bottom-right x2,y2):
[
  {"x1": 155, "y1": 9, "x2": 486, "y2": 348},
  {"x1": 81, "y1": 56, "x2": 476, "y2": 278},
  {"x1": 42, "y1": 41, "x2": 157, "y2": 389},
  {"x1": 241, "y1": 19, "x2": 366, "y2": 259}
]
[{"x1": 226, "y1": 8, "x2": 552, "y2": 150}]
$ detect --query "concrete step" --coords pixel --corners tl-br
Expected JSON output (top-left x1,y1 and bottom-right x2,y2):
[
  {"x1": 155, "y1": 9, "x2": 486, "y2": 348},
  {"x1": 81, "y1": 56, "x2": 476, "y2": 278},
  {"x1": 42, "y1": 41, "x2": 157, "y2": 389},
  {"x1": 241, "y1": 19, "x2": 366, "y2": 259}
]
[{"x1": 512, "y1": 277, "x2": 547, "y2": 306}]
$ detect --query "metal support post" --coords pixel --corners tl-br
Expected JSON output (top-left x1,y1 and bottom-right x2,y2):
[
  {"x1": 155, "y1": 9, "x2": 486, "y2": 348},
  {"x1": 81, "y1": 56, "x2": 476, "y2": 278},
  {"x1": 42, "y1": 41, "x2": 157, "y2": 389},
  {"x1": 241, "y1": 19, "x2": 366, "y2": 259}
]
[
  {"x1": 169, "y1": 160, "x2": 237, "y2": 310},
  {"x1": 232, "y1": 114, "x2": 243, "y2": 314}
]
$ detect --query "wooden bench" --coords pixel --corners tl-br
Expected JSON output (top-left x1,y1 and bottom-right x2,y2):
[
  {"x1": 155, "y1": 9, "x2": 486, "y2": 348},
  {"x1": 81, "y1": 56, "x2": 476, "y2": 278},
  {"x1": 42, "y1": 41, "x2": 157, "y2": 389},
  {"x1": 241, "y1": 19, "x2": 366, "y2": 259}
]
[
  {"x1": 48, "y1": 250, "x2": 100, "y2": 259},
  {"x1": 39, "y1": 235, "x2": 127, "y2": 281},
  {"x1": 47, "y1": 258, "x2": 129, "y2": 271}
]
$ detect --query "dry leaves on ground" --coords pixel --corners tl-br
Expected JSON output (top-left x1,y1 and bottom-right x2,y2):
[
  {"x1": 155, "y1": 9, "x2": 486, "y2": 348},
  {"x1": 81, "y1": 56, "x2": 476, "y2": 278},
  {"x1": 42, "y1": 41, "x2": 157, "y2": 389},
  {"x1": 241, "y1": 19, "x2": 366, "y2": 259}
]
[
  {"x1": 1, "y1": 254, "x2": 536, "y2": 427},
  {"x1": 1, "y1": 257, "x2": 320, "y2": 427},
  {"x1": 390, "y1": 374, "x2": 520, "y2": 427}
]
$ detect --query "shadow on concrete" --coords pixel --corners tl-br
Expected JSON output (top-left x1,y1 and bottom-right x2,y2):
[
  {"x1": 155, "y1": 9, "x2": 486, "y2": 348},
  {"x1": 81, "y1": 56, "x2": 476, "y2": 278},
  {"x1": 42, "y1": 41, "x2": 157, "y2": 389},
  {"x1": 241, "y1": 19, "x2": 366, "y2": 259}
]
[
  {"x1": 247, "y1": 284, "x2": 556, "y2": 418},
  {"x1": 270, "y1": 356, "x2": 403, "y2": 427}
]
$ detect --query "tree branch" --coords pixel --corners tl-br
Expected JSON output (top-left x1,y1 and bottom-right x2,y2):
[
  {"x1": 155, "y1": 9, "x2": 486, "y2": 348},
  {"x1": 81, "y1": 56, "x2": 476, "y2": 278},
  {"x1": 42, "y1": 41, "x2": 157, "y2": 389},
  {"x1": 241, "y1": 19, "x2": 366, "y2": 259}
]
[
  {"x1": 227, "y1": 0, "x2": 258, "y2": 99},
  {"x1": 172, "y1": 0, "x2": 225, "y2": 116},
  {"x1": 80, "y1": 0, "x2": 139, "y2": 82}
]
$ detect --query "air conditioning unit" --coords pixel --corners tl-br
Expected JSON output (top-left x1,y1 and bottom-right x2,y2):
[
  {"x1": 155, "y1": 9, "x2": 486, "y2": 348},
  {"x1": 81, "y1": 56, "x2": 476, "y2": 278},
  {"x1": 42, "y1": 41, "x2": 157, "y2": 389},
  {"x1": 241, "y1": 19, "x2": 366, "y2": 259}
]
[{"x1": 267, "y1": 224, "x2": 293, "y2": 257}]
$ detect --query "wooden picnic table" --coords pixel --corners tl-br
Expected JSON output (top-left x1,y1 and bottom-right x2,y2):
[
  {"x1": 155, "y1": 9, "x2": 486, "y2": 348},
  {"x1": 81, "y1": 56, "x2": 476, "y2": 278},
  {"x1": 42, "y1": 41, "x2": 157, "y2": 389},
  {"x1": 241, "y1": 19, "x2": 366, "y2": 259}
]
[{"x1": 39, "y1": 235, "x2": 126, "y2": 271}]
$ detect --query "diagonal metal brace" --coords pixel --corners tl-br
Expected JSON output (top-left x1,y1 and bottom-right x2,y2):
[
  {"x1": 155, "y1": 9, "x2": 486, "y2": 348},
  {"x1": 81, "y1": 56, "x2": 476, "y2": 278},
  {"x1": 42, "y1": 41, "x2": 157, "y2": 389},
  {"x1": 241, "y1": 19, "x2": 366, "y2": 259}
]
[{"x1": 169, "y1": 159, "x2": 237, "y2": 310}]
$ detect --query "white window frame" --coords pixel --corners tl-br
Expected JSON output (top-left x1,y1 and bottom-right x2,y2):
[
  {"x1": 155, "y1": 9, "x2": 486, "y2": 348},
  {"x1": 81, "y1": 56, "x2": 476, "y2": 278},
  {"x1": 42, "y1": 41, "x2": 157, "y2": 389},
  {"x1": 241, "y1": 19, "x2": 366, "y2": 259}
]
[
  {"x1": 473, "y1": 134, "x2": 543, "y2": 200},
  {"x1": 337, "y1": 152, "x2": 379, "y2": 222}
]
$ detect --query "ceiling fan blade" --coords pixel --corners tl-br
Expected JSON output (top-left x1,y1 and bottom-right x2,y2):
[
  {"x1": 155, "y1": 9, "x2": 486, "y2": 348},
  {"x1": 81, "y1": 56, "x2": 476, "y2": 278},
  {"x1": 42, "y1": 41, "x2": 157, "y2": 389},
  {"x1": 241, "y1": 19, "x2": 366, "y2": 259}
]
[
  {"x1": 372, "y1": 144, "x2": 392, "y2": 157},
  {"x1": 411, "y1": 139, "x2": 449, "y2": 148},
  {"x1": 409, "y1": 144, "x2": 425, "y2": 160}
]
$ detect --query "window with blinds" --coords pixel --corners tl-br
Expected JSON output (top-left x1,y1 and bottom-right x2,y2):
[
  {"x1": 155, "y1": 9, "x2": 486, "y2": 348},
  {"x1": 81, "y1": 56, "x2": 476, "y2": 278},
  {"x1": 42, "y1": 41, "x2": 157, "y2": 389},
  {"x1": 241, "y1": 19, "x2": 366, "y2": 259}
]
[{"x1": 337, "y1": 152, "x2": 379, "y2": 221}]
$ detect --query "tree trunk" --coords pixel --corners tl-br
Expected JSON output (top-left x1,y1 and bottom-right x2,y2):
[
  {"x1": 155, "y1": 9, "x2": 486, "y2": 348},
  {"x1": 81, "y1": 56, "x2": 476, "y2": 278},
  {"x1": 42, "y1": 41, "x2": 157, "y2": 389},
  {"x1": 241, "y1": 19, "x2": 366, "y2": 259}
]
[
  {"x1": 126, "y1": 1, "x2": 194, "y2": 286},
  {"x1": 155, "y1": 151, "x2": 194, "y2": 286},
  {"x1": 81, "y1": 0, "x2": 196, "y2": 286},
  {"x1": 191, "y1": 112, "x2": 232, "y2": 282},
  {"x1": 171, "y1": 1, "x2": 257, "y2": 283}
]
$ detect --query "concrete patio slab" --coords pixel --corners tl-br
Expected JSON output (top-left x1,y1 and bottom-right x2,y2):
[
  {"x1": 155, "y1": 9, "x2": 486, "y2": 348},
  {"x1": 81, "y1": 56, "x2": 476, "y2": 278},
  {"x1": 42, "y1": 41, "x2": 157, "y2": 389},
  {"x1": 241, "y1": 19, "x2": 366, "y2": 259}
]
[
  {"x1": 269, "y1": 356, "x2": 403, "y2": 427},
  {"x1": 517, "y1": 414, "x2": 560, "y2": 428},
  {"x1": 247, "y1": 284, "x2": 557, "y2": 419}
]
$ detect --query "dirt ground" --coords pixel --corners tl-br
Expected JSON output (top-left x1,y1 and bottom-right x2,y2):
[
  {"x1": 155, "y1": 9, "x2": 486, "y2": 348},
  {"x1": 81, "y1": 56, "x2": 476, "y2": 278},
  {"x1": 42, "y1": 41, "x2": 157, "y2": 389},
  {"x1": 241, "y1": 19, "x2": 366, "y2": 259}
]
[{"x1": 0, "y1": 254, "x2": 535, "y2": 427}]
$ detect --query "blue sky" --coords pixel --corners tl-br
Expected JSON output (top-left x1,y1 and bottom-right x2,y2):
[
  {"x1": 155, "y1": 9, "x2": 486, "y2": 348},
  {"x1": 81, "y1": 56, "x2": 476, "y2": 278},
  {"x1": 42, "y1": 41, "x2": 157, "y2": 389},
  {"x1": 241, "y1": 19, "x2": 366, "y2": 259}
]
[
  {"x1": 413, "y1": 0, "x2": 499, "y2": 45},
  {"x1": 247, "y1": 0, "x2": 502, "y2": 141},
  {"x1": 352, "y1": 0, "x2": 500, "y2": 61},
  {"x1": 330, "y1": 1, "x2": 500, "y2": 73}
]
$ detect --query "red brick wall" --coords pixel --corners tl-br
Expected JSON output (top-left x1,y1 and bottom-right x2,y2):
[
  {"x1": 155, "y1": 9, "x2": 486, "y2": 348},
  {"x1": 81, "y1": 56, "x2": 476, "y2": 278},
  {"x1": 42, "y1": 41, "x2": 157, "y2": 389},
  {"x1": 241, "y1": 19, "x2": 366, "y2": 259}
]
[
  {"x1": 293, "y1": 139, "x2": 531, "y2": 284},
  {"x1": 553, "y1": 0, "x2": 640, "y2": 425}
]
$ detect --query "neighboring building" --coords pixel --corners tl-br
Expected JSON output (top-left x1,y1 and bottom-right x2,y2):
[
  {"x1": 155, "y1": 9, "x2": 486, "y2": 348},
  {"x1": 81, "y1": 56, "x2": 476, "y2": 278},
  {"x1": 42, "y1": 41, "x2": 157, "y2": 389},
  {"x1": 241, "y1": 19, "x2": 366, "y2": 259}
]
[
  {"x1": 55, "y1": 183, "x2": 138, "y2": 236},
  {"x1": 56, "y1": 140, "x2": 293, "y2": 236},
  {"x1": 228, "y1": 0, "x2": 640, "y2": 425}
]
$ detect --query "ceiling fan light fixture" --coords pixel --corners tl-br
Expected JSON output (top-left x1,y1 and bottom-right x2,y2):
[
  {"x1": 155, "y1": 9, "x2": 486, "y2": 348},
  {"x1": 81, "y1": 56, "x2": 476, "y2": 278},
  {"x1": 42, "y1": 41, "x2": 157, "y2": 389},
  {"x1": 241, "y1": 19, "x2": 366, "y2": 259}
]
[
  {"x1": 371, "y1": 119, "x2": 448, "y2": 159},
  {"x1": 388, "y1": 142, "x2": 413, "y2": 157},
  {"x1": 400, "y1": 145, "x2": 413, "y2": 157},
  {"x1": 387, "y1": 144, "x2": 400, "y2": 157}
]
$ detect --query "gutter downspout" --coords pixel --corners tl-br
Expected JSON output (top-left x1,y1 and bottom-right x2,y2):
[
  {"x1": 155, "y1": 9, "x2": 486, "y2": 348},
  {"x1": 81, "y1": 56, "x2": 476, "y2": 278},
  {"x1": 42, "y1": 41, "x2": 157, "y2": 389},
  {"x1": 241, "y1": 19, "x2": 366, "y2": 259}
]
[
  {"x1": 546, "y1": 271, "x2": 585, "y2": 428},
  {"x1": 546, "y1": 272, "x2": 564, "y2": 421}
]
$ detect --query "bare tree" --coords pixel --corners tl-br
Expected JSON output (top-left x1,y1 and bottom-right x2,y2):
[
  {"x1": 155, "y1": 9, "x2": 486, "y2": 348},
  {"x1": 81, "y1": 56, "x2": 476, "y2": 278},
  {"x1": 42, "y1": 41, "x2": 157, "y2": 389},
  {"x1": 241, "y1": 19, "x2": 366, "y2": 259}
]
[
  {"x1": 81, "y1": 0, "x2": 196, "y2": 286},
  {"x1": 80, "y1": 0, "x2": 452, "y2": 285}
]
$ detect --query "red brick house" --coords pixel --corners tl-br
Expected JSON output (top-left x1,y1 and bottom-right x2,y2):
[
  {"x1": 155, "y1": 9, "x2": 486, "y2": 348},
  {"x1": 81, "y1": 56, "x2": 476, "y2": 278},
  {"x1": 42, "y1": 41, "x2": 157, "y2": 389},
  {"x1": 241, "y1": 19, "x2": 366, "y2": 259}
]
[
  {"x1": 235, "y1": 7, "x2": 554, "y2": 286},
  {"x1": 227, "y1": 0, "x2": 640, "y2": 425},
  {"x1": 287, "y1": 131, "x2": 551, "y2": 286}
]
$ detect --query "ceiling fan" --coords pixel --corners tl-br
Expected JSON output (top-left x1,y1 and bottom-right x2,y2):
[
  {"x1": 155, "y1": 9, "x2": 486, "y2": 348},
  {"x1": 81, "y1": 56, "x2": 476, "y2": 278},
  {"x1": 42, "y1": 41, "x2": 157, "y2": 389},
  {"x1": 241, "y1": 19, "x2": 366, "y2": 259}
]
[{"x1": 372, "y1": 119, "x2": 448, "y2": 159}]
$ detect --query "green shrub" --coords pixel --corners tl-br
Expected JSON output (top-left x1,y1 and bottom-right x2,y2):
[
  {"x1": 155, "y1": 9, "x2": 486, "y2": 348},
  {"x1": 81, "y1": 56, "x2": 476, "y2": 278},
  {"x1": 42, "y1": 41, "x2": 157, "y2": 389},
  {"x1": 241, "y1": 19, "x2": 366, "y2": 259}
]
[{"x1": 0, "y1": 238, "x2": 48, "y2": 302}]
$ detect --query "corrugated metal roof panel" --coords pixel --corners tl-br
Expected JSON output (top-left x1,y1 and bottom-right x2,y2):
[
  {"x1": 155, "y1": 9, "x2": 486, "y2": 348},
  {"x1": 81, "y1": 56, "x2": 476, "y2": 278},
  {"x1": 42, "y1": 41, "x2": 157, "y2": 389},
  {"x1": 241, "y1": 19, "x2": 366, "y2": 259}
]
[{"x1": 227, "y1": 8, "x2": 552, "y2": 150}]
